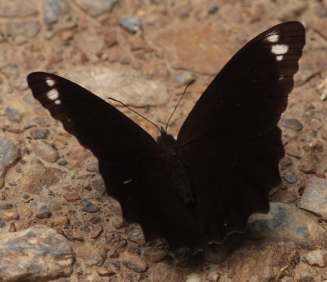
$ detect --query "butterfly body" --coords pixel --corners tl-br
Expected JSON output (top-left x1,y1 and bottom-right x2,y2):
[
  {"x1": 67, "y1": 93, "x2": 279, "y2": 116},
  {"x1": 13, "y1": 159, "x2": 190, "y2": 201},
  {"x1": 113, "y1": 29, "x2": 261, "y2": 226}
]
[{"x1": 27, "y1": 21, "x2": 305, "y2": 253}]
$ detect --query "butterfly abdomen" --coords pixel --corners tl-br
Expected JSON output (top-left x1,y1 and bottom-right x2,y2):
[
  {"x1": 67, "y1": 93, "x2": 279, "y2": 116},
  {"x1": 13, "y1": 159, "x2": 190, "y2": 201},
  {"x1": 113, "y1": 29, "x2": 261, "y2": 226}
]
[{"x1": 157, "y1": 132, "x2": 193, "y2": 204}]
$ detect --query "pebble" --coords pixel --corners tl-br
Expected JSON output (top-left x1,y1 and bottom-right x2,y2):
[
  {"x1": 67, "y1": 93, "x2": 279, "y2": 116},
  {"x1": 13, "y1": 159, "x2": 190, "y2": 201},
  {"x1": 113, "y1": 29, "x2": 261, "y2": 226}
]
[
  {"x1": 30, "y1": 128, "x2": 50, "y2": 139},
  {"x1": 0, "y1": 222, "x2": 5, "y2": 228},
  {"x1": 30, "y1": 200, "x2": 62, "y2": 212},
  {"x1": 119, "y1": 16, "x2": 143, "y2": 33},
  {"x1": 283, "y1": 175, "x2": 298, "y2": 184},
  {"x1": 90, "y1": 224, "x2": 103, "y2": 239},
  {"x1": 97, "y1": 266, "x2": 116, "y2": 277},
  {"x1": 63, "y1": 192, "x2": 81, "y2": 202},
  {"x1": 81, "y1": 199, "x2": 100, "y2": 213},
  {"x1": 64, "y1": 228, "x2": 84, "y2": 242},
  {"x1": 300, "y1": 176, "x2": 327, "y2": 218},
  {"x1": 32, "y1": 140, "x2": 60, "y2": 163},
  {"x1": 36, "y1": 211, "x2": 53, "y2": 219},
  {"x1": 281, "y1": 118, "x2": 303, "y2": 131},
  {"x1": 74, "y1": 0, "x2": 118, "y2": 17},
  {"x1": 305, "y1": 250, "x2": 327, "y2": 267},
  {"x1": 111, "y1": 216, "x2": 124, "y2": 229},
  {"x1": 120, "y1": 251, "x2": 147, "y2": 273},
  {"x1": 208, "y1": 4, "x2": 219, "y2": 14},
  {"x1": 0, "y1": 203, "x2": 13, "y2": 210},
  {"x1": 48, "y1": 216, "x2": 69, "y2": 227},
  {"x1": 206, "y1": 270, "x2": 220, "y2": 282},
  {"x1": 86, "y1": 162, "x2": 99, "y2": 173},
  {"x1": 44, "y1": 0, "x2": 71, "y2": 25},
  {"x1": 0, "y1": 137, "x2": 21, "y2": 181},
  {"x1": 20, "y1": 159, "x2": 64, "y2": 195},
  {"x1": 8, "y1": 222, "x2": 16, "y2": 232},
  {"x1": 150, "y1": 262, "x2": 183, "y2": 282},
  {"x1": 0, "y1": 225, "x2": 74, "y2": 281},
  {"x1": 78, "y1": 242, "x2": 109, "y2": 266},
  {"x1": 143, "y1": 247, "x2": 168, "y2": 263},
  {"x1": 185, "y1": 273, "x2": 202, "y2": 282},
  {"x1": 5, "y1": 105, "x2": 24, "y2": 122},
  {"x1": 173, "y1": 72, "x2": 195, "y2": 84}
]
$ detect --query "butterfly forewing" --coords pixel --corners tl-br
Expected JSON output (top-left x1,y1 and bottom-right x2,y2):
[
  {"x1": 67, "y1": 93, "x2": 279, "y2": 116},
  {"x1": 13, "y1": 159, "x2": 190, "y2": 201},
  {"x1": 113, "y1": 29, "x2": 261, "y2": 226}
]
[
  {"x1": 27, "y1": 73, "x2": 158, "y2": 165},
  {"x1": 27, "y1": 21, "x2": 306, "y2": 253}
]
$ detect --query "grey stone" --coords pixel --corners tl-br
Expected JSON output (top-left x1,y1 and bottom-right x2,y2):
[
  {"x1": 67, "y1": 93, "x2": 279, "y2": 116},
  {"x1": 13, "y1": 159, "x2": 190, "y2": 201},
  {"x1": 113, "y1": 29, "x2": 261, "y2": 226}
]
[
  {"x1": 30, "y1": 128, "x2": 50, "y2": 139},
  {"x1": 300, "y1": 176, "x2": 327, "y2": 218},
  {"x1": 247, "y1": 202, "x2": 327, "y2": 248},
  {"x1": 81, "y1": 199, "x2": 100, "y2": 213},
  {"x1": 0, "y1": 225, "x2": 74, "y2": 281},
  {"x1": 0, "y1": 137, "x2": 21, "y2": 181},
  {"x1": 283, "y1": 175, "x2": 298, "y2": 184},
  {"x1": 281, "y1": 118, "x2": 303, "y2": 131},
  {"x1": 173, "y1": 72, "x2": 195, "y2": 84},
  {"x1": 66, "y1": 67, "x2": 169, "y2": 107},
  {"x1": 119, "y1": 16, "x2": 143, "y2": 33},
  {"x1": 73, "y1": 0, "x2": 118, "y2": 17},
  {"x1": 32, "y1": 140, "x2": 60, "y2": 163},
  {"x1": 30, "y1": 200, "x2": 62, "y2": 212},
  {"x1": 44, "y1": 0, "x2": 71, "y2": 25}
]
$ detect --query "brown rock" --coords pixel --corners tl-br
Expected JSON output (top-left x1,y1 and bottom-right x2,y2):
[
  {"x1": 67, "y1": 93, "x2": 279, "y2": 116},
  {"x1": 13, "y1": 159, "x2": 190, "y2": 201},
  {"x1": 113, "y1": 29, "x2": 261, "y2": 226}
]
[
  {"x1": 32, "y1": 140, "x2": 60, "y2": 163},
  {"x1": 229, "y1": 240, "x2": 299, "y2": 282},
  {"x1": 305, "y1": 250, "x2": 327, "y2": 268},
  {"x1": 78, "y1": 242, "x2": 109, "y2": 266},
  {"x1": 120, "y1": 251, "x2": 147, "y2": 273}
]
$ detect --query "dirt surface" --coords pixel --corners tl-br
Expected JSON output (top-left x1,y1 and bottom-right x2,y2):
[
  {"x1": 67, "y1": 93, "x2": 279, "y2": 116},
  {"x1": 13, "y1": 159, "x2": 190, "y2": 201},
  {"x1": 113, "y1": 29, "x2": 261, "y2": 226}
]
[{"x1": 1, "y1": 0, "x2": 327, "y2": 281}]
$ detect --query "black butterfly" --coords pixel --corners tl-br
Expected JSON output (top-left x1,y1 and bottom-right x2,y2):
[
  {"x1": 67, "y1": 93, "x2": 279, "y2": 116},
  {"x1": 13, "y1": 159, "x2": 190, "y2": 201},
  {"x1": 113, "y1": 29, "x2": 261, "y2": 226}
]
[{"x1": 27, "y1": 21, "x2": 305, "y2": 254}]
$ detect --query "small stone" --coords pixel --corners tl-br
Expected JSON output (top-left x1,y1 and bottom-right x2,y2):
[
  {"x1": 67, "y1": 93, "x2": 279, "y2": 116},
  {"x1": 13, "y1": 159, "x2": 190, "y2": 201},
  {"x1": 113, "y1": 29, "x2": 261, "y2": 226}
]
[
  {"x1": 57, "y1": 159, "x2": 67, "y2": 166},
  {"x1": 86, "y1": 162, "x2": 99, "y2": 173},
  {"x1": 208, "y1": 5, "x2": 219, "y2": 14},
  {"x1": 0, "y1": 222, "x2": 5, "y2": 228},
  {"x1": 281, "y1": 118, "x2": 303, "y2": 131},
  {"x1": 8, "y1": 222, "x2": 16, "y2": 232},
  {"x1": 120, "y1": 251, "x2": 147, "y2": 272},
  {"x1": 30, "y1": 128, "x2": 50, "y2": 139},
  {"x1": 30, "y1": 201, "x2": 62, "y2": 212},
  {"x1": 112, "y1": 216, "x2": 124, "y2": 229},
  {"x1": 173, "y1": 72, "x2": 195, "y2": 85},
  {"x1": 81, "y1": 199, "x2": 100, "y2": 213},
  {"x1": 78, "y1": 242, "x2": 109, "y2": 266},
  {"x1": 97, "y1": 266, "x2": 116, "y2": 277},
  {"x1": 64, "y1": 228, "x2": 85, "y2": 242},
  {"x1": 63, "y1": 192, "x2": 81, "y2": 202},
  {"x1": 283, "y1": 175, "x2": 298, "y2": 184},
  {"x1": 48, "y1": 216, "x2": 69, "y2": 227},
  {"x1": 206, "y1": 270, "x2": 220, "y2": 282},
  {"x1": 0, "y1": 203, "x2": 13, "y2": 210},
  {"x1": 185, "y1": 273, "x2": 202, "y2": 282},
  {"x1": 91, "y1": 224, "x2": 103, "y2": 239},
  {"x1": 32, "y1": 140, "x2": 60, "y2": 163},
  {"x1": 74, "y1": 0, "x2": 118, "y2": 17},
  {"x1": 305, "y1": 250, "x2": 327, "y2": 267},
  {"x1": 0, "y1": 225, "x2": 74, "y2": 281},
  {"x1": 17, "y1": 206, "x2": 33, "y2": 218},
  {"x1": 0, "y1": 211, "x2": 19, "y2": 220},
  {"x1": 143, "y1": 247, "x2": 167, "y2": 263},
  {"x1": 119, "y1": 16, "x2": 143, "y2": 33},
  {"x1": 44, "y1": 0, "x2": 71, "y2": 25},
  {"x1": 36, "y1": 211, "x2": 52, "y2": 219}
]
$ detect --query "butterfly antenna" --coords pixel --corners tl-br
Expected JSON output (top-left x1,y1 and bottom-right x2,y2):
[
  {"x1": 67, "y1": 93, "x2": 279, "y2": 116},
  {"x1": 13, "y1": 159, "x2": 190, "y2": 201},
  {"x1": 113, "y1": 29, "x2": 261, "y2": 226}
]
[
  {"x1": 165, "y1": 79, "x2": 195, "y2": 133},
  {"x1": 108, "y1": 97, "x2": 161, "y2": 133}
]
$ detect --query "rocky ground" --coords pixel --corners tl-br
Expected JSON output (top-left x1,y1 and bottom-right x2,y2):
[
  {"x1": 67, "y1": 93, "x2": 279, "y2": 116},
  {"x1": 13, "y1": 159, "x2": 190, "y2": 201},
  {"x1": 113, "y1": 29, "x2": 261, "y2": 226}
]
[{"x1": 1, "y1": 0, "x2": 327, "y2": 281}]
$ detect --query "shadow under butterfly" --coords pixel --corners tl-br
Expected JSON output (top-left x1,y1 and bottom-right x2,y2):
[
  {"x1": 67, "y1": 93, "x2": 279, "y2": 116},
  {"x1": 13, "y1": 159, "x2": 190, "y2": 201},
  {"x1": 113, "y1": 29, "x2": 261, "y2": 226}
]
[{"x1": 27, "y1": 21, "x2": 306, "y2": 254}]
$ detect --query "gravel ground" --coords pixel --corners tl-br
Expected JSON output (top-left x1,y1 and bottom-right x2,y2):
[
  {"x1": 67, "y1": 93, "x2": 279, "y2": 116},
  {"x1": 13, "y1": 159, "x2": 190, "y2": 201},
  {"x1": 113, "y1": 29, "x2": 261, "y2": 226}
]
[{"x1": 1, "y1": 0, "x2": 327, "y2": 281}]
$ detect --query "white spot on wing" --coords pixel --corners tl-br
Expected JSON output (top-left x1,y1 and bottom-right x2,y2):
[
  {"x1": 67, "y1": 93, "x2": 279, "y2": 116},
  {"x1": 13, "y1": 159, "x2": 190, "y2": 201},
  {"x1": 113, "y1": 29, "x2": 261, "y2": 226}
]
[
  {"x1": 47, "y1": 89, "x2": 59, "y2": 100},
  {"x1": 271, "y1": 44, "x2": 288, "y2": 55},
  {"x1": 46, "y1": 78, "x2": 55, "y2": 87},
  {"x1": 276, "y1": 55, "x2": 283, "y2": 61},
  {"x1": 266, "y1": 34, "x2": 279, "y2": 43},
  {"x1": 54, "y1": 100, "x2": 61, "y2": 105},
  {"x1": 123, "y1": 179, "x2": 133, "y2": 185}
]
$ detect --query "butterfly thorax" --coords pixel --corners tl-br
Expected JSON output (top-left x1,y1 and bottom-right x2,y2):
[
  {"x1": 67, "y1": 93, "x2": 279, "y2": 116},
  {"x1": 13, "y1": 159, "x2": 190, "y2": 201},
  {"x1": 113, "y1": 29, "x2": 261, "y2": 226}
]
[{"x1": 157, "y1": 129, "x2": 193, "y2": 204}]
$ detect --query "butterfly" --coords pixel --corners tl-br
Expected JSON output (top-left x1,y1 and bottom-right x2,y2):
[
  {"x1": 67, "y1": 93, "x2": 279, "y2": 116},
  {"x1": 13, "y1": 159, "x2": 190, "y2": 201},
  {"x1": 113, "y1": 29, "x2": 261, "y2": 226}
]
[{"x1": 27, "y1": 21, "x2": 305, "y2": 254}]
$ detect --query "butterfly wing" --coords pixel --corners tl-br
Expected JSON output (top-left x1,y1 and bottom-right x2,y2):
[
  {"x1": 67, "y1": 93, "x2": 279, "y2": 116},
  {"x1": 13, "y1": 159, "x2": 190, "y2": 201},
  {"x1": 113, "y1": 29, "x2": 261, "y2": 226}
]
[
  {"x1": 27, "y1": 72, "x2": 202, "y2": 252},
  {"x1": 177, "y1": 22, "x2": 305, "y2": 243}
]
